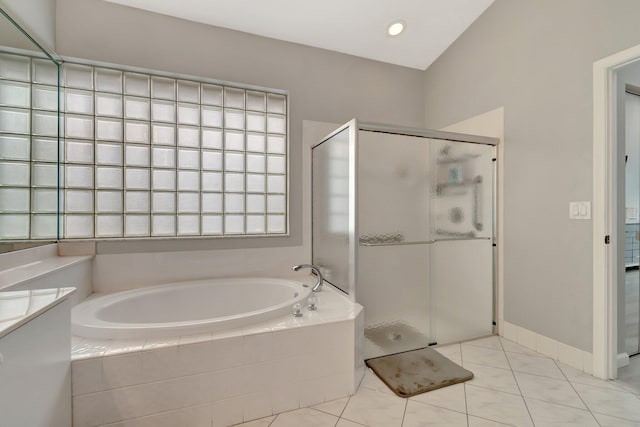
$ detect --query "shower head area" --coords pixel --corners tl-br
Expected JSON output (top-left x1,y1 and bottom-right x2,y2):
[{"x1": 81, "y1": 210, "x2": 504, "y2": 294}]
[{"x1": 311, "y1": 119, "x2": 498, "y2": 359}]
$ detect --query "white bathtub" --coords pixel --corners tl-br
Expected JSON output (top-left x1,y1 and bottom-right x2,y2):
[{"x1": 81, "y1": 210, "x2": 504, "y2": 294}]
[{"x1": 72, "y1": 277, "x2": 311, "y2": 339}]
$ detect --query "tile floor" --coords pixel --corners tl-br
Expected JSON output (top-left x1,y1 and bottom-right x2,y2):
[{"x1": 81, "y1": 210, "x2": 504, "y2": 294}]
[{"x1": 234, "y1": 336, "x2": 640, "y2": 427}]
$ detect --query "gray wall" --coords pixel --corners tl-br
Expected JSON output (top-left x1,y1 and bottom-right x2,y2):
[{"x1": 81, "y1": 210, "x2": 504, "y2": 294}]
[
  {"x1": 423, "y1": 0, "x2": 640, "y2": 352},
  {"x1": 0, "y1": 0, "x2": 56, "y2": 51},
  {"x1": 54, "y1": 0, "x2": 425, "y2": 254},
  {"x1": 0, "y1": 10, "x2": 40, "y2": 51}
]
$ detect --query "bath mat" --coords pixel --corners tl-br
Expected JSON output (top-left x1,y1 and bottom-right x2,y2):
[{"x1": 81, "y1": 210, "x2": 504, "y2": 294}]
[{"x1": 365, "y1": 347, "x2": 473, "y2": 398}]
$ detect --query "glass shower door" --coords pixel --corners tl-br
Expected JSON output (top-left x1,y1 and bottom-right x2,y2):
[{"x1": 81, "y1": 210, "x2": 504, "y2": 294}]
[
  {"x1": 358, "y1": 131, "x2": 434, "y2": 359},
  {"x1": 430, "y1": 139, "x2": 495, "y2": 344}
]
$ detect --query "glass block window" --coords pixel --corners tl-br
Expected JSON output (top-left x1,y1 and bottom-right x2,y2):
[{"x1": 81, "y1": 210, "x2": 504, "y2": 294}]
[
  {"x1": 0, "y1": 52, "x2": 60, "y2": 240},
  {"x1": 0, "y1": 51, "x2": 288, "y2": 239}
]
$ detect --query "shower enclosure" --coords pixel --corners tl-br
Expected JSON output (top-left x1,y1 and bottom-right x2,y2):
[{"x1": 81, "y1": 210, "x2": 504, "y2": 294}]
[{"x1": 312, "y1": 120, "x2": 498, "y2": 359}]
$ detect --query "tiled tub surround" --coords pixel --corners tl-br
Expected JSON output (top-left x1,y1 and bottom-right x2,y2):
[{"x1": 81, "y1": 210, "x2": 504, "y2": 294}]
[{"x1": 71, "y1": 283, "x2": 364, "y2": 427}]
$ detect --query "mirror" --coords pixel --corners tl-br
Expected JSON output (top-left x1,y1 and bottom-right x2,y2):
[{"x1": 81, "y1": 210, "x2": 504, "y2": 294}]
[{"x1": 0, "y1": 7, "x2": 60, "y2": 254}]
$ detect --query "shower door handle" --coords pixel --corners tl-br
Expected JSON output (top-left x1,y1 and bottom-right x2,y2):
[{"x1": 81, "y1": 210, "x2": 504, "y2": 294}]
[{"x1": 473, "y1": 175, "x2": 483, "y2": 232}]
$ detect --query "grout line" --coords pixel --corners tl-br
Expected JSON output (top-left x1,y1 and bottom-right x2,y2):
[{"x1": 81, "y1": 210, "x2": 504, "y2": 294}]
[
  {"x1": 498, "y1": 335, "x2": 536, "y2": 426},
  {"x1": 267, "y1": 413, "x2": 277, "y2": 426},
  {"x1": 591, "y1": 409, "x2": 640, "y2": 424},
  {"x1": 337, "y1": 396, "x2": 351, "y2": 419},
  {"x1": 553, "y1": 358, "x2": 602, "y2": 427},
  {"x1": 460, "y1": 344, "x2": 470, "y2": 427},
  {"x1": 399, "y1": 398, "x2": 408, "y2": 427}
]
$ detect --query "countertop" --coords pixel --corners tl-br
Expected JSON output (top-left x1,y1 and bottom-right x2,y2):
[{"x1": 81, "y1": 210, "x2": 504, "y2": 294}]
[{"x1": 0, "y1": 287, "x2": 76, "y2": 339}]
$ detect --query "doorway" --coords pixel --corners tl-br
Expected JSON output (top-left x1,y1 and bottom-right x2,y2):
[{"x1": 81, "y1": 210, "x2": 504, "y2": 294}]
[
  {"x1": 593, "y1": 43, "x2": 640, "y2": 381},
  {"x1": 624, "y1": 89, "x2": 640, "y2": 360}
]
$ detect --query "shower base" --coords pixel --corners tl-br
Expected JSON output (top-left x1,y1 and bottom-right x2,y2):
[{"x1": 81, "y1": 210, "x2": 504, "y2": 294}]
[{"x1": 364, "y1": 321, "x2": 433, "y2": 359}]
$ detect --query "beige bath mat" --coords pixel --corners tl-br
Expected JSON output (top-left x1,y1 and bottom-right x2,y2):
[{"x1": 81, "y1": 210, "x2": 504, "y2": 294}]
[{"x1": 365, "y1": 347, "x2": 473, "y2": 398}]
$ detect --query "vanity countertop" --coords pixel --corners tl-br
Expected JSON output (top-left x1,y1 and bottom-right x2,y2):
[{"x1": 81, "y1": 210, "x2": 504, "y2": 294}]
[{"x1": 0, "y1": 287, "x2": 76, "y2": 339}]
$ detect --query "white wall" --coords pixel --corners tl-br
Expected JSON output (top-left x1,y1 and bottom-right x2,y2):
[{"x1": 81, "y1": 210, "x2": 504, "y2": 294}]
[{"x1": 423, "y1": 0, "x2": 640, "y2": 352}]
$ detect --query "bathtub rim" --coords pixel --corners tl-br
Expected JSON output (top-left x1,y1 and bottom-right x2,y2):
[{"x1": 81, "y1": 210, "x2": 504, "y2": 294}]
[
  {"x1": 71, "y1": 276, "x2": 312, "y2": 340},
  {"x1": 71, "y1": 281, "x2": 362, "y2": 361}
]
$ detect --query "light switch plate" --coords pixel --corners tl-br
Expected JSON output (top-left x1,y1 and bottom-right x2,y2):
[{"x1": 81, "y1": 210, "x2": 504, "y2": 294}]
[{"x1": 569, "y1": 201, "x2": 591, "y2": 219}]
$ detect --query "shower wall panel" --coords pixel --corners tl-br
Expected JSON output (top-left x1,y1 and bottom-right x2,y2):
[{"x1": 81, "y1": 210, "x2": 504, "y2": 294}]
[{"x1": 312, "y1": 125, "x2": 354, "y2": 295}]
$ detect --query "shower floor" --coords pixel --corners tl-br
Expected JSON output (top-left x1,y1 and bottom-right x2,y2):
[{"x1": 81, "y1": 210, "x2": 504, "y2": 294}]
[{"x1": 364, "y1": 321, "x2": 433, "y2": 359}]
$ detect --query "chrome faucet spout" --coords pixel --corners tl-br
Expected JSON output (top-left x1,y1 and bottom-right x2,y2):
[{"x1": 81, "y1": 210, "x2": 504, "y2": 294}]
[{"x1": 292, "y1": 264, "x2": 324, "y2": 292}]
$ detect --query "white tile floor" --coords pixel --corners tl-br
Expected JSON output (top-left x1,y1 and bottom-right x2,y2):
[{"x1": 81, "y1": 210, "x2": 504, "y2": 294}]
[{"x1": 234, "y1": 336, "x2": 640, "y2": 427}]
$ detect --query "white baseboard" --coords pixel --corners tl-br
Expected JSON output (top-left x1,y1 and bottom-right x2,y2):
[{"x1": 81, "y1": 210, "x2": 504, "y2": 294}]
[
  {"x1": 617, "y1": 352, "x2": 630, "y2": 368},
  {"x1": 501, "y1": 321, "x2": 593, "y2": 374}
]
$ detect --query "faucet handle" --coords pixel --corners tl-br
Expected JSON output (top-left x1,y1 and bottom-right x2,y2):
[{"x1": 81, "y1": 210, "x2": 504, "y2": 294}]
[
  {"x1": 307, "y1": 294, "x2": 318, "y2": 311},
  {"x1": 292, "y1": 303, "x2": 303, "y2": 317}
]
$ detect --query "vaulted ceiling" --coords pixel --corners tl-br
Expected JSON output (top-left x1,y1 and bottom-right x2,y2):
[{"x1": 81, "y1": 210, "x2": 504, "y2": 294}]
[{"x1": 102, "y1": 0, "x2": 494, "y2": 70}]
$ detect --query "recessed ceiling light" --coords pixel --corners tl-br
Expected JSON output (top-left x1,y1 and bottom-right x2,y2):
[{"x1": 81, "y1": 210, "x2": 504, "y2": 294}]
[{"x1": 387, "y1": 20, "x2": 406, "y2": 37}]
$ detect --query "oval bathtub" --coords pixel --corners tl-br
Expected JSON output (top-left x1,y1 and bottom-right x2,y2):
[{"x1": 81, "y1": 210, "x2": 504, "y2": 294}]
[{"x1": 72, "y1": 277, "x2": 311, "y2": 340}]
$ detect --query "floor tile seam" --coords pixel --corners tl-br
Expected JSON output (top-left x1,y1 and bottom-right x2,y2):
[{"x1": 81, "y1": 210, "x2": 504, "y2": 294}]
[
  {"x1": 500, "y1": 346, "x2": 536, "y2": 427},
  {"x1": 339, "y1": 414, "x2": 371, "y2": 426},
  {"x1": 503, "y1": 350, "x2": 554, "y2": 362},
  {"x1": 313, "y1": 407, "x2": 341, "y2": 418},
  {"x1": 496, "y1": 339, "x2": 539, "y2": 353},
  {"x1": 406, "y1": 397, "x2": 470, "y2": 417},
  {"x1": 399, "y1": 395, "x2": 408, "y2": 427},
  {"x1": 508, "y1": 367, "x2": 567, "y2": 382},
  {"x1": 459, "y1": 344, "x2": 470, "y2": 427},
  {"x1": 358, "y1": 383, "x2": 398, "y2": 398},
  {"x1": 552, "y1": 358, "x2": 606, "y2": 426},
  {"x1": 463, "y1": 383, "x2": 470, "y2": 427},
  {"x1": 591, "y1": 410, "x2": 640, "y2": 424},
  {"x1": 462, "y1": 342, "x2": 504, "y2": 352},
  {"x1": 463, "y1": 360, "x2": 514, "y2": 372},
  {"x1": 465, "y1": 380, "x2": 523, "y2": 397},
  {"x1": 612, "y1": 381, "x2": 640, "y2": 396},
  {"x1": 313, "y1": 403, "x2": 348, "y2": 419},
  {"x1": 567, "y1": 377, "x2": 636, "y2": 394},
  {"x1": 336, "y1": 417, "x2": 369, "y2": 427},
  {"x1": 521, "y1": 395, "x2": 593, "y2": 413},
  {"x1": 467, "y1": 414, "x2": 517, "y2": 427},
  {"x1": 337, "y1": 396, "x2": 352, "y2": 419}
]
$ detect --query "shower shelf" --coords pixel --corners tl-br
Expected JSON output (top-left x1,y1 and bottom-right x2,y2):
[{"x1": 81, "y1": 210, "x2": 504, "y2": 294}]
[
  {"x1": 359, "y1": 237, "x2": 491, "y2": 247},
  {"x1": 436, "y1": 153, "x2": 480, "y2": 164},
  {"x1": 436, "y1": 175, "x2": 482, "y2": 193}
]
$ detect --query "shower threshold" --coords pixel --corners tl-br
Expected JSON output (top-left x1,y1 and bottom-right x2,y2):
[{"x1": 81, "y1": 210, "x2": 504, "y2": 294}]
[{"x1": 364, "y1": 321, "x2": 434, "y2": 359}]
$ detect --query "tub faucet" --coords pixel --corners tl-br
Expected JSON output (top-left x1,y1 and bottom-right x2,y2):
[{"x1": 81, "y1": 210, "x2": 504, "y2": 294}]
[{"x1": 292, "y1": 264, "x2": 324, "y2": 292}]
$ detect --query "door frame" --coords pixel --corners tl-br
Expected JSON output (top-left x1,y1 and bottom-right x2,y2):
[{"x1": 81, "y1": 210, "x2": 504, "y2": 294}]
[{"x1": 593, "y1": 43, "x2": 640, "y2": 379}]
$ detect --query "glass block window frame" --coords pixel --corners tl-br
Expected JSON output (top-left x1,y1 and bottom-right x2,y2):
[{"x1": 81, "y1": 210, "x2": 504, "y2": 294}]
[{"x1": 0, "y1": 50, "x2": 289, "y2": 240}]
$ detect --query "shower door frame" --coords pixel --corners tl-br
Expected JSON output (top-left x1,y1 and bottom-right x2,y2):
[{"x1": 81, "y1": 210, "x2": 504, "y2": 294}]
[
  {"x1": 358, "y1": 123, "x2": 499, "y2": 349},
  {"x1": 311, "y1": 119, "x2": 499, "y2": 341}
]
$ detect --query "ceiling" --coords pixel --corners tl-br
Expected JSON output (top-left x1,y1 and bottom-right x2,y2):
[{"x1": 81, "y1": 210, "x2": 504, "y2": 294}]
[{"x1": 102, "y1": 0, "x2": 494, "y2": 70}]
